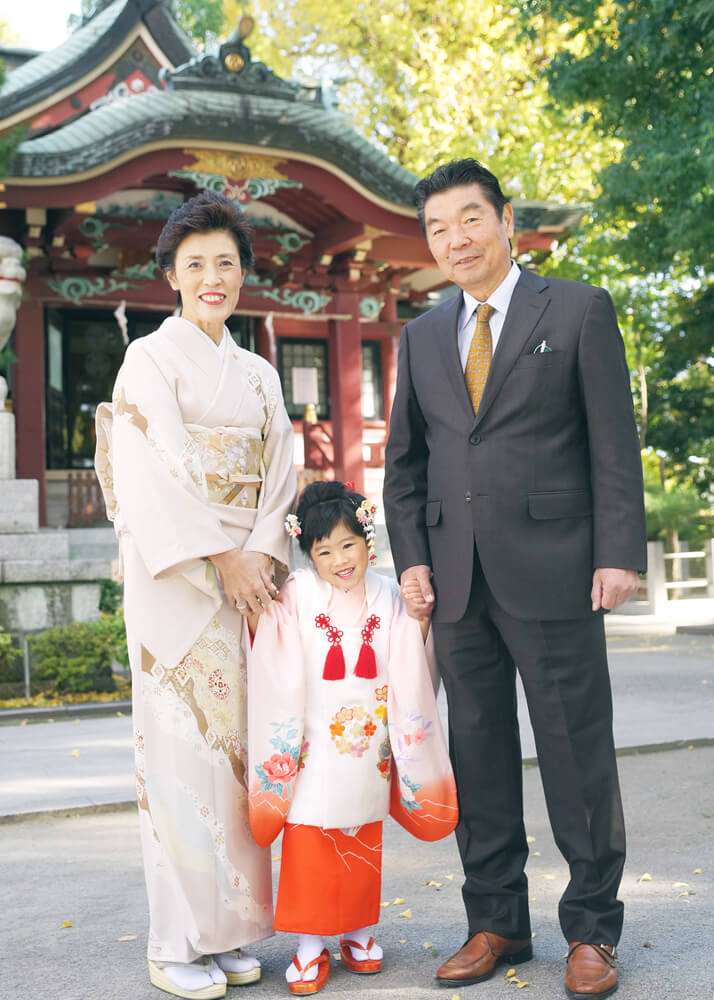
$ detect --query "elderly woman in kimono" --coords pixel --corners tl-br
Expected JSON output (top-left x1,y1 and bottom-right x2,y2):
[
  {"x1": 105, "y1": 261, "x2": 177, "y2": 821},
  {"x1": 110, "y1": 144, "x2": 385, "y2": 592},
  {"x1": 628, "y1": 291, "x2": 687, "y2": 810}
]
[{"x1": 95, "y1": 191, "x2": 297, "y2": 1000}]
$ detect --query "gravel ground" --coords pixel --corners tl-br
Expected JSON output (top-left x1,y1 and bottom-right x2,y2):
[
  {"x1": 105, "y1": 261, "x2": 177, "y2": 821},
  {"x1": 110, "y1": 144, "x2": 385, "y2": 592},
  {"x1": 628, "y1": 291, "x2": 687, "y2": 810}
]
[{"x1": 1, "y1": 744, "x2": 711, "y2": 1000}]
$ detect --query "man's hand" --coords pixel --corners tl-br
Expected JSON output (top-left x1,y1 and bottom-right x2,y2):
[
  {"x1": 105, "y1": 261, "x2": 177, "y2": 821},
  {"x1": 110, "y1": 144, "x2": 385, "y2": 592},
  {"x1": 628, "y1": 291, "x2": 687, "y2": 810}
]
[
  {"x1": 400, "y1": 564, "x2": 435, "y2": 620},
  {"x1": 591, "y1": 568, "x2": 640, "y2": 612},
  {"x1": 209, "y1": 549, "x2": 277, "y2": 616}
]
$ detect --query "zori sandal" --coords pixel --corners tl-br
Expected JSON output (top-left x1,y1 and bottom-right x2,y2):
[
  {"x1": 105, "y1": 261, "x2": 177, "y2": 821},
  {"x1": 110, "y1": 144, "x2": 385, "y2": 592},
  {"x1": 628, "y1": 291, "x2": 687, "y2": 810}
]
[
  {"x1": 148, "y1": 960, "x2": 227, "y2": 999},
  {"x1": 339, "y1": 937, "x2": 383, "y2": 974},
  {"x1": 287, "y1": 949, "x2": 331, "y2": 995}
]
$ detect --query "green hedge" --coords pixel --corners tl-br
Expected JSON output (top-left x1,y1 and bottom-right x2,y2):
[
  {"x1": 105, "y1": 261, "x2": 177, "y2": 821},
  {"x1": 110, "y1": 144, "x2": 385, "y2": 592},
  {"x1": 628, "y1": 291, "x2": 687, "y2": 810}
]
[
  {"x1": 0, "y1": 629, "x2": 23, "y2": 699},
  {"x1": 28, "y1": 621, "x2": 116, "y2": 694}
]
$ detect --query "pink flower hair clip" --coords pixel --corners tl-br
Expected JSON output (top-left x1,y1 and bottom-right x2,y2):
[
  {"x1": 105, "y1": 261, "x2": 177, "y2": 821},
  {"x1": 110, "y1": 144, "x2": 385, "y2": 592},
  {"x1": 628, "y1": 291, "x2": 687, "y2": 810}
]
[
  {"x1": 355, "y1": 499, "x2": 378, "y2": 564},
  {"x1": 284, "y1": 513, "x2": 302, "y2": 538}
]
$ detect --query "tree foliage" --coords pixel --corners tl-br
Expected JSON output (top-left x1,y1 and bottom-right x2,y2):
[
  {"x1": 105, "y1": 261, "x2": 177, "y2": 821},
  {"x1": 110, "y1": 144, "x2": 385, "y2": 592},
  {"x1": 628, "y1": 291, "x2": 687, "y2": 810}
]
[
  {"x1": 525, "y1": 0, "x2": 714, "y2": 276},
  {"x1": 226, "y1": 0, "x2": 617, "y2": 205}
]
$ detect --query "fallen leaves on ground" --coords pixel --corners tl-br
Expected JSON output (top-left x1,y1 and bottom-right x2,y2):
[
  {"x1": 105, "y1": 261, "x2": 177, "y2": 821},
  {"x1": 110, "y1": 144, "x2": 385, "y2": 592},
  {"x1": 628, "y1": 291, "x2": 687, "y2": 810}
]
[
  {"x1": 505, "y1": 967, "x2": 529, "y2": 988},
  {"x1": 541, "y1": 873, "x2": 555, "y2": 881},
  {"x1": 393, "y1": 897, "x2": 406, "y2": 905},
  {"x1": 693, "y1": 868, "x2": 704, "y2": 875},
  {"x1": 638, "y1": 873, "x2": 653, "y2": 882},
  {"x1": 672, "y1": 881, "x2": 689, "y2": 888},
  {"x1": 60, "y1": 920, "x2": 73, "y2": 929},
  {"x1": 380, "y1": 901, "x2": 391, "y2": 908},
  {"x1": 70, "y1": 749, "x2": 80, "y2": 758},
  {"x1": 399, "y1": 909, "x2": 412, "y2": 919},
  {"x1": 271, "y1": 856, "x2": 280, "y2": 863},
  {"x1": 398, "y1": 938, "x2": 406, "y2": 944},
  {"x1": 117, "y1": 934, "x2": 137, "y2": 942},
  {"x1": 526, "y1": 836, "x2": 536, "y2": 844},
  {"x1": 444, "y1": 874, "x2": 454, "y2": 880},
  {"x1": 426, "y1": 880, "x2": 443, "y2": 889}
]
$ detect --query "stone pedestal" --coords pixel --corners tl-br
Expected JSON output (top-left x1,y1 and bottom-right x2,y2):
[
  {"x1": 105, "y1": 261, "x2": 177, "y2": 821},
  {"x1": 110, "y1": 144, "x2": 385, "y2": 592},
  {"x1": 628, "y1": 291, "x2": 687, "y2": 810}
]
[{"x1": 0, "y1": 408, "x2": 14, "y2": 480}]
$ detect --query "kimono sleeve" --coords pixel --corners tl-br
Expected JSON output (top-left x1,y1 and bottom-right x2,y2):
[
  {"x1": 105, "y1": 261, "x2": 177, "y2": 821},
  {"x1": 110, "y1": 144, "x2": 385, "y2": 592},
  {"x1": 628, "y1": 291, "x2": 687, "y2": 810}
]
[
  {"x1": 246, "y1": 576, "x2": 305, "y2": 846},
  {"x1": 107, "y1": 340, "x2": 235, "y2": 579},
  {"x1": 244, "y1": 365, "x2": 297, "y2": 571},
  {"x1": 387, "y1": 596, "x2": 458, "y2": 842}
]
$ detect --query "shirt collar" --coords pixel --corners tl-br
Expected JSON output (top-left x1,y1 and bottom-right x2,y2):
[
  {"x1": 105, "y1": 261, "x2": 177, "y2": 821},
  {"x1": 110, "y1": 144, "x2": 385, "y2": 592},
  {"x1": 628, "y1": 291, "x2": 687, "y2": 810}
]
[{"x1": 461, "y1": 260, "x2": 521, "y2": 328}]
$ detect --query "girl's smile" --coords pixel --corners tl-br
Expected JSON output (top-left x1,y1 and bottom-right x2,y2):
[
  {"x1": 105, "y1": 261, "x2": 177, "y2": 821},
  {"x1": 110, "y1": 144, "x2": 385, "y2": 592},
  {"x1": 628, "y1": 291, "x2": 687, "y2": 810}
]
[{"x1": 310, "y1": 524, "x2": 369, "y2": 592}]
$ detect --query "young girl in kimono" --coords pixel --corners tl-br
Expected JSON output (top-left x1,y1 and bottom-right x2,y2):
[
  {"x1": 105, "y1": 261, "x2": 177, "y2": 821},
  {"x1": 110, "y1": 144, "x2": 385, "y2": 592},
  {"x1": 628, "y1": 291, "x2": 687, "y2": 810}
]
[{"x1": 246, "y1": 481, "x2": 458, "y2": 995}]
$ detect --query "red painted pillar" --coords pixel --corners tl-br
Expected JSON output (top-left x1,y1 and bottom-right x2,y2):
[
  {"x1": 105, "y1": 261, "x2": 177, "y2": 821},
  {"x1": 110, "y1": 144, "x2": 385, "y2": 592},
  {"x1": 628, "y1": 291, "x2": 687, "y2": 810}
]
[
  {"x1": 12, "y1": 298, "x2": 46, "y2": 523},
  {"x1": 328, "y1": 290, "x2": 364, "y2": 492},
  {"x1": 382, "y1": 284, "x2": 400, "y2": 429}
]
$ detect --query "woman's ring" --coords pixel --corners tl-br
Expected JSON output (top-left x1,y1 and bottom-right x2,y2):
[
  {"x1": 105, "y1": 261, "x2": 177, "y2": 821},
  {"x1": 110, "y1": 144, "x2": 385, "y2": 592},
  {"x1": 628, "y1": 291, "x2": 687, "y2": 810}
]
[{"x1": 235, "y1": 600, "x2": 248, "y2": 613}]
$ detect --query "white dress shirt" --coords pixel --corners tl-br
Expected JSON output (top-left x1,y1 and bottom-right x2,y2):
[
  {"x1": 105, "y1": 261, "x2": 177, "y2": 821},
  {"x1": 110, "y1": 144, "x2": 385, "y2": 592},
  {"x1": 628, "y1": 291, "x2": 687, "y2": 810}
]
[{"x1": 458, "y1": 260, "x2": 521, "y2": 370}]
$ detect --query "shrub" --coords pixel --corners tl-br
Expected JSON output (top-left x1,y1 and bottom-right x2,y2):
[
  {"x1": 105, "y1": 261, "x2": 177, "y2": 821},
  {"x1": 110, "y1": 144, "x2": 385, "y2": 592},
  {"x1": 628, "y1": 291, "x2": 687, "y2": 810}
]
[
  {"x1": 98, "y1": 579, "x2": 123, "y2": 615},
  {"x1": 28, "y1": 621, "x2": 116, "y2": 695},
  {"x1": 95, "y1": 611, "x2": 129, "y2": 671},
  {"x1": 0, "y1": 628, "x2": 23, "y2": 699}
]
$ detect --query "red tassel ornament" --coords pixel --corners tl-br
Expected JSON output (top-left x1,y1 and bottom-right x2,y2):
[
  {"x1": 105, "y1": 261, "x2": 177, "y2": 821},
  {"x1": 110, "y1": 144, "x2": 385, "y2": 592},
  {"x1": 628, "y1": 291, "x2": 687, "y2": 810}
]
[
  {"x1": 354, "y1": 643, "x2": 377, "y2": 679},
  {"x1": 315, "y1": 614, "x2": 346, "y2": 680},
  {"x1": 355, "y1": 615, "x2": 380, "y2": 679},
  {"x1": 323, "y1": 642, "x2": 346, "y2": 681}
]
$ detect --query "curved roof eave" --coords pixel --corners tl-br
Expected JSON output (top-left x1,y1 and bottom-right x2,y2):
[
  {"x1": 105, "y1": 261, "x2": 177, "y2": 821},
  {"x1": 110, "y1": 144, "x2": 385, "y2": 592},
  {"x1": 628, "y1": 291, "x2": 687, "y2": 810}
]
[
  {"x1": 10, "y1": 88, "x2": 418, "y2": 210},
  {"x1": 0, "y1": 0, "x2": 194, "y2": 121}
]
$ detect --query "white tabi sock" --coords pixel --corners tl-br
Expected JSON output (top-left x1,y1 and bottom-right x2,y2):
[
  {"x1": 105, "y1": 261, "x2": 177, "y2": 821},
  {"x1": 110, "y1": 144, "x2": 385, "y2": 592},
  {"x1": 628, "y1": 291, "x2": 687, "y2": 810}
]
[
  {"x1": 341, "y1": 925, "x2": 383, "y2": 962},
  {"x1": 161, "y1": 958, "x2": 227, "y2": 991},
  {"x1": 285, "y1": 934, "x2": 325, "y2": 983},
  {"x1": 214, "y1": 949, "x2": 261, "y2": 974}
]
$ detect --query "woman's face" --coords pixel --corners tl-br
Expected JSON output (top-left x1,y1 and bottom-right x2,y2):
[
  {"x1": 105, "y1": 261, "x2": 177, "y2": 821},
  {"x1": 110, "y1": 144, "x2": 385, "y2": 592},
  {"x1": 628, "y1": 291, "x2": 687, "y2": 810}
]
[{"x1": 167, "y1": 229, "x2": 244, "y2": 335}]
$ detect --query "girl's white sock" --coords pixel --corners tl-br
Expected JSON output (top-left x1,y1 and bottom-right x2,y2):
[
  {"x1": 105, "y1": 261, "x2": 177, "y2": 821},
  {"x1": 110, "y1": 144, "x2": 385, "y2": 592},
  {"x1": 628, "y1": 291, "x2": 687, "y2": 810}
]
[
  {"x1": 286, "y1": 934, "x2": 325, "y2": 983},
  {"x1": 342, "y1": 925, "x2": 383, "y2": 961}
]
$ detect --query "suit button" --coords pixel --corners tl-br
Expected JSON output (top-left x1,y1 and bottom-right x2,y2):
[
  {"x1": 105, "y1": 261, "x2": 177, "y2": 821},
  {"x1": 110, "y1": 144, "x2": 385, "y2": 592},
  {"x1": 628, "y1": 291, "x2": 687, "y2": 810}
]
[
  {"x1": 465, "y1": 492, "x2": 472, "y2": 503},
  {"x1": 469, "y1": 433, "x2": 482, "y2": 445}
]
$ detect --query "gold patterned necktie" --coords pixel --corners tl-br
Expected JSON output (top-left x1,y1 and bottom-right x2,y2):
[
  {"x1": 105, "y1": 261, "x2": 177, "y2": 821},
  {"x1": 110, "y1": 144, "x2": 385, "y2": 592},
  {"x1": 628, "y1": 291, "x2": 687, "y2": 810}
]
[{"x1": 464, "y1": 302, "x2": 495, "y2": 414}]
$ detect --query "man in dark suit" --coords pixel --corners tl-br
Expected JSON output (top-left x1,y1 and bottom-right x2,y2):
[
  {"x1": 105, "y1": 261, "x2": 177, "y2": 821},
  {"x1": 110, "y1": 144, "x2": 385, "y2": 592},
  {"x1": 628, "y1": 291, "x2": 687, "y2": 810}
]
[{"x1": 384, "y1": 159, "x2": 646, "y2": 999}]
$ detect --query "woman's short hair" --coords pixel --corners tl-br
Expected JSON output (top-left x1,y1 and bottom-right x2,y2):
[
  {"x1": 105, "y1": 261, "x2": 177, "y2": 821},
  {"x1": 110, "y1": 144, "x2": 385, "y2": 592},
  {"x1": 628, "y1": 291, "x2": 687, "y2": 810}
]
[
  {"x1": 295, "y1": 481, "x2": 366, "y2": 555},
  {"x1": 155, "y1": 191, "x2": 255, "y2": 273}
]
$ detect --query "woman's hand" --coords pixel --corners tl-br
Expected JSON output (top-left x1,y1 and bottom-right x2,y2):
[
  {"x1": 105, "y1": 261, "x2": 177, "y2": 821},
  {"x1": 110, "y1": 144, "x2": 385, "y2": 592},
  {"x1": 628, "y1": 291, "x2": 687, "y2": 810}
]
[{"x1": 209, "y1": 549, "x2": 277, "y2": 616}]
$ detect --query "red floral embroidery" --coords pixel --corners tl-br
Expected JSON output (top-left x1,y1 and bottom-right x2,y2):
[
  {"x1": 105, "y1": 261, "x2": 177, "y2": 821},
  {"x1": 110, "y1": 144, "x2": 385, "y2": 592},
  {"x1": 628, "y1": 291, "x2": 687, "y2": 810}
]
[
  {"x1": 363, "y1": 721, "x2": 377, "y2": 737},
  {"x1": 261, "y1": 752, "x2": 298, "y2": 784}
]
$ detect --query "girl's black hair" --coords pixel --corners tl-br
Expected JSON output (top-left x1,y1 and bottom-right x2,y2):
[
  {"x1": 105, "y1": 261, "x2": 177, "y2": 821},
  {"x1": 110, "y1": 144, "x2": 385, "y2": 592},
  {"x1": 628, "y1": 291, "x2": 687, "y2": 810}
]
[{"x1": 295, "y1": 481, "x2": 366, "y2": 555}]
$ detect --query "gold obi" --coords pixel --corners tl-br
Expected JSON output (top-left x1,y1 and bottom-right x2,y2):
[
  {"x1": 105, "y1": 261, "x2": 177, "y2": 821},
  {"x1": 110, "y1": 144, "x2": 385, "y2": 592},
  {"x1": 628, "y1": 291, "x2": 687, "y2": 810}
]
[{"x1": 185, "y1": 424, "x2": 263, "y2": 509}]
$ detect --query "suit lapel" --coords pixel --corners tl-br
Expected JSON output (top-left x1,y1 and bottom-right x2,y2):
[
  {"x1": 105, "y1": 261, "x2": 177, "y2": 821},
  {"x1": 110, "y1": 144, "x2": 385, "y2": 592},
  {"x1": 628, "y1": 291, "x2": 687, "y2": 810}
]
[
  {"x1": 472, "y1": 269, "x2": 550, "y2": 430},
  {"x1": 436, "y1": 291, "x2": 474, "y2": 419}
]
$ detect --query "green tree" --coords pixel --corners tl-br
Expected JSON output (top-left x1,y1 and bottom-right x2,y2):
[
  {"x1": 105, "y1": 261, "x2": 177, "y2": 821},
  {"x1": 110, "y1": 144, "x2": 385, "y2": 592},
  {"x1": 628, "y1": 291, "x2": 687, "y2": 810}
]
[
  {"x1": 526, "y1": 0, "x2": 714, "y2": 276},
  {"x1": 173, "y1": 0, "x2": 225, "y2": 44},
  {"x1": 227, "y1": 0, "x2": 617, "y2": 205}
]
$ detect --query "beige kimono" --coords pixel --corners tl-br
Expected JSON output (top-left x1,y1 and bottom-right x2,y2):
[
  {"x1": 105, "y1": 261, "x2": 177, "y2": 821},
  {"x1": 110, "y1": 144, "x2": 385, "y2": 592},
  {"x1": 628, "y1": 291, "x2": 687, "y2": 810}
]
[{"x1": 95, "y1": 317, "x2": 296, "y2": 963}]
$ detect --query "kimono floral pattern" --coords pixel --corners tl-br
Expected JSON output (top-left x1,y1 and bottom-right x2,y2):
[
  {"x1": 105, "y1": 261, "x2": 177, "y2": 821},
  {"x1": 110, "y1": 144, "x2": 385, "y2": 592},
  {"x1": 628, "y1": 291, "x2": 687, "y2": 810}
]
[
  {"x1": 329, "y1": 705, "x2": 378, "y2": 757},
  {"x1": 374, "y1": 685, "x2": 391, "y2": 779},
  {"x1": 255, "y1": 719, "x2": 302, "y2": 798}
]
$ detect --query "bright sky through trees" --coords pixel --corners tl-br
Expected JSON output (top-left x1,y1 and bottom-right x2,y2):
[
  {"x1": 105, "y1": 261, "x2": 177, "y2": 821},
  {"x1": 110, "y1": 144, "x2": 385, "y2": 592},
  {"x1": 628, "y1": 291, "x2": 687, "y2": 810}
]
[{"x1": 0, "y1": 1, "x2": 81, "y2": 50}]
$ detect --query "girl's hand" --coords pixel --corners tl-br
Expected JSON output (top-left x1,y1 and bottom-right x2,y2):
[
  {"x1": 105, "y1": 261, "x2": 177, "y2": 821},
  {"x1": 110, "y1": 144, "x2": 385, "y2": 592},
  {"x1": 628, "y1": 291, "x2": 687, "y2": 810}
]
[{"x1": 209, "y1": 549, "x2": 277, "y2": 616}]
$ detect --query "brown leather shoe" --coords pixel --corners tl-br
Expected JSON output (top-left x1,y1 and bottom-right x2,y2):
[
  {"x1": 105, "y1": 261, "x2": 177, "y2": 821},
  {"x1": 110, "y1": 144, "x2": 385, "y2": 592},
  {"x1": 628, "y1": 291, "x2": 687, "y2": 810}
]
[
  {"x1": 565, "y1": 943, "x2": 618, "y2": 998},
  {"x1": 435, "y1": 931, "x2": 533, "y2": 986}
]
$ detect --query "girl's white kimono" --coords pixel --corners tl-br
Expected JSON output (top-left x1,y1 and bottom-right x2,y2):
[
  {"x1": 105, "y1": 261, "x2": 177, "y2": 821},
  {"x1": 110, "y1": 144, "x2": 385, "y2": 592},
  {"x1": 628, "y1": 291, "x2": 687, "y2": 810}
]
[
  {"x1": 247, "y1": 567, "x2": 458, "y2": 845},
  {"x1": 94, "y1": 316, "x2": 296, "y2": 963}
]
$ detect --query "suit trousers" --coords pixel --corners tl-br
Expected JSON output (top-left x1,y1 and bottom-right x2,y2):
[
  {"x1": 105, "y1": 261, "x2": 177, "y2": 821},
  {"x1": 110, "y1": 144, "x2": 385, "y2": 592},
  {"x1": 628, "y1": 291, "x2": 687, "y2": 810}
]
[{"x1": 433, "y1": 549, "x2": 626, "y2": 945}]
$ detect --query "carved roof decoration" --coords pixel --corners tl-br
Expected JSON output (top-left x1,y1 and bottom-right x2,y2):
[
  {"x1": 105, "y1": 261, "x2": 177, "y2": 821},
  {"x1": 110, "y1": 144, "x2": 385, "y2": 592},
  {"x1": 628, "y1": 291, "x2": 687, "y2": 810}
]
[
  {"x1": 0, "y1": 0, "x2": 193, "y2": 121},
  {"x1": 163, "y1": 17, "x2": 324, "y2": 106}
]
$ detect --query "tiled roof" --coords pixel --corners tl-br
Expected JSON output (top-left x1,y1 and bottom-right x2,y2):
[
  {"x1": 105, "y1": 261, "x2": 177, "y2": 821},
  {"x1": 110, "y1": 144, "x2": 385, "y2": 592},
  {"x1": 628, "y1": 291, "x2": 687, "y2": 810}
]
[
  {"x1": 12, "y1": 87, "x2": 419, "y2": 208},
  {"x1": 0, "y1": 0, "x2": 193, "y2": 120}
]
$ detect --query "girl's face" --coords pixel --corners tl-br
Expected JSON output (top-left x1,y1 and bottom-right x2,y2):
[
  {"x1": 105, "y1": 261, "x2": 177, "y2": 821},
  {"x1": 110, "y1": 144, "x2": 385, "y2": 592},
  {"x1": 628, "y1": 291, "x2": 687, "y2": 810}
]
[
  {"x1": 310, "y1": 522, "x2": 369, "y2": 592},
  {"x1": 167, "y1": 229, "x2": 244, "y2": 337}
]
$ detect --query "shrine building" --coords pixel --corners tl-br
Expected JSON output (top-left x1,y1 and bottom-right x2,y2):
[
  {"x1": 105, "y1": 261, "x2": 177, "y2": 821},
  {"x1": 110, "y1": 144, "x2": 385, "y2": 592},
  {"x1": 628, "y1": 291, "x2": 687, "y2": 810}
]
[{"x1": 0, "y1": 0, "x2": 583, "y2": 528}]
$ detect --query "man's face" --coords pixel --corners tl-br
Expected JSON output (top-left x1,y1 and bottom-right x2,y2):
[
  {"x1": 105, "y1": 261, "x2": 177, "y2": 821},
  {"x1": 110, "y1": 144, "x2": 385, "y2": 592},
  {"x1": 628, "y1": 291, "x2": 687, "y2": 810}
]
[{"x1": 423, "y1": 183, "x2": 514, "y2": 299}]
